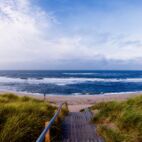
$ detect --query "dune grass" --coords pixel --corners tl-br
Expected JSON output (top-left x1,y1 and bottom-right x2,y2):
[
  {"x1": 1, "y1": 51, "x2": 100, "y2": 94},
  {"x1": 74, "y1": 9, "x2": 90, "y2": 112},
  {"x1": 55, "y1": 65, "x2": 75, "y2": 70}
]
[
  {"x1": 0, "y1": 93, "x2": 57, "y2": 142},
  {"x1": 91, "y1": 95, "x2": 142, "y2": 142}
]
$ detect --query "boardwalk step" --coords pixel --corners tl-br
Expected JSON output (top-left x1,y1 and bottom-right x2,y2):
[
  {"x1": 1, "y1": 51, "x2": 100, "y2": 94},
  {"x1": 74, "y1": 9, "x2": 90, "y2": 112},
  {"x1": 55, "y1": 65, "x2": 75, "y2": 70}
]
[{"x1": 58, "y1": 110, "x2": 103, "y2": 142}]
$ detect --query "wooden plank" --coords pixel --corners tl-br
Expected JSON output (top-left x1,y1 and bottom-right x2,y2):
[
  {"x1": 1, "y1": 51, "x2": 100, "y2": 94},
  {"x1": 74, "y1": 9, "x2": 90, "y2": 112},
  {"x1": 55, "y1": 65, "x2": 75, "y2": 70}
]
[{"x1": 59, "y1": 110, "x2": 104, "y2": 142}]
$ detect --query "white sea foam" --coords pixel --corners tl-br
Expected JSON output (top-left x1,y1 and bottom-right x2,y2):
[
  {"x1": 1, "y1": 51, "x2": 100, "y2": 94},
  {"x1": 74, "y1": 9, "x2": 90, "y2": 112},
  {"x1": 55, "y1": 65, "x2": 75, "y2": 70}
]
[
  {"x1": 63, "y1": 73, "x2": 97, "y2": 75},
  {"x1": 71, "y1": 91, "x2": 142, "y2": 96},
  {"x1": 0, "y1": 76, "x2": 142, "y2": 86}
]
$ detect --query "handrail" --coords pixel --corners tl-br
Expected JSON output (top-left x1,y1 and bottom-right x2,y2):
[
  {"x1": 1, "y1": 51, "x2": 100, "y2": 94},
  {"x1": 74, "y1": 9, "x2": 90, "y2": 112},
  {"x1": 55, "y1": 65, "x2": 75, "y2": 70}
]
[{"x1": 36, "y1": 102, "x2": 68, "y2": 142}]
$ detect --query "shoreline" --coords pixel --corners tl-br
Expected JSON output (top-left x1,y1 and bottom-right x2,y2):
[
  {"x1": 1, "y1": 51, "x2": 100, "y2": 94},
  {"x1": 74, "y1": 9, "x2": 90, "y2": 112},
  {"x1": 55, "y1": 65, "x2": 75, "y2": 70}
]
[{"x1": 0, "y1": 90, "x2": 142, "y2": 111}]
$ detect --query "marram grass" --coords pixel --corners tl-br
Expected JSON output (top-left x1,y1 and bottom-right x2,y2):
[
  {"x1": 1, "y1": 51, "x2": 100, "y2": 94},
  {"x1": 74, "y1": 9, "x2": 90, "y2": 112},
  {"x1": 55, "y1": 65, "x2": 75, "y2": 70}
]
[
  {"x1": 91, "y1": 95, "x2": 142, "y2": 142},
  {"x1": 0, "y1": 93, "x2": 56, "y2": 142}
]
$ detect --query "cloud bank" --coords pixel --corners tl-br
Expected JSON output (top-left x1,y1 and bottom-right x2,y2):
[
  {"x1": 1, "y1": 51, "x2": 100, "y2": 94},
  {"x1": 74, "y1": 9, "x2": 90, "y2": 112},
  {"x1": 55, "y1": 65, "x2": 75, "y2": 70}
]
[{"x1": 0, "y1": 0, "x2": 142, "y2": 70}]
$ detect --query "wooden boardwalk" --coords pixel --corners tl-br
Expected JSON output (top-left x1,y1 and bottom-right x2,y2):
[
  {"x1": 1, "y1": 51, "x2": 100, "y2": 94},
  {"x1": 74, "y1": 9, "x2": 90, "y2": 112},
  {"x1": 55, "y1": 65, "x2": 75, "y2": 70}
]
[{"x1": 57, "y1": 109, "x2": 103, "y2": 142}]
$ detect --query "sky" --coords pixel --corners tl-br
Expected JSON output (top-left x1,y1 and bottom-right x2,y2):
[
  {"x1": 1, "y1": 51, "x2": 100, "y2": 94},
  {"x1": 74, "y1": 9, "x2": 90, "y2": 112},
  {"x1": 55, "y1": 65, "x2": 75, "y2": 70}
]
[{"x1": 0, "y1": 0, "x2": 142, "y2": 70}]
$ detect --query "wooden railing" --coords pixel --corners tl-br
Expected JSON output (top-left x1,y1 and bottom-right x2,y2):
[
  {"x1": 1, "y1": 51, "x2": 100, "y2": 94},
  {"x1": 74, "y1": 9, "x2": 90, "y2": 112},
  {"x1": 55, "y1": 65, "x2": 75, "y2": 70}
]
[{"x1": 36, "y1": 102, "x2": 68, "y2": 142}]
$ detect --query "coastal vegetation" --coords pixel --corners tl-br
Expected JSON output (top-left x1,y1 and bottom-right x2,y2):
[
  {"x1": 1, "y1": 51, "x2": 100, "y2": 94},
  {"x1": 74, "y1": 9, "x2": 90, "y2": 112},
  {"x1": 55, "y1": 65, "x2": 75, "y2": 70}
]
[
  {"x1": 0, "y1": 93, "x2": 57, "y2": 142},
  {"x1": 91, "y1": 95, "x2": 142, "y2": 142}
]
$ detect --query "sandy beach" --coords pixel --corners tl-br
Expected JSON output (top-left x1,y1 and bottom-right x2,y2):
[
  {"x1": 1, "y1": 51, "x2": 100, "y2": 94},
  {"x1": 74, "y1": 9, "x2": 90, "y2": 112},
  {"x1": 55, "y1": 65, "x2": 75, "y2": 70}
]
[
  {"x1": 45, "y1": 93, "x2": 142, "y2": 111},
  {"x1": 0, "y1": 90, "x2": 142, "y2": 112}
]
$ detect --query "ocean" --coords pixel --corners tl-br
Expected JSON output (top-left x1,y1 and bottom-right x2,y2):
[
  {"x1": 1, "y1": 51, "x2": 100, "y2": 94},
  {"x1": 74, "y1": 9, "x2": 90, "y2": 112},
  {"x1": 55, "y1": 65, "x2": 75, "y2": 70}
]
[{"x1": 0, "y1": 70, "x2": 142, "y2": 96}]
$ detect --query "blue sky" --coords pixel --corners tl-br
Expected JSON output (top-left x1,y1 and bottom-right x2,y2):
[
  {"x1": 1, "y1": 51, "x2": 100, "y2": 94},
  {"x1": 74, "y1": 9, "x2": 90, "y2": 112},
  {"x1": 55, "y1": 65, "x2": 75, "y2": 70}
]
[{"x1": 0, "y1": 0, "x2": 142, "y2": 70}]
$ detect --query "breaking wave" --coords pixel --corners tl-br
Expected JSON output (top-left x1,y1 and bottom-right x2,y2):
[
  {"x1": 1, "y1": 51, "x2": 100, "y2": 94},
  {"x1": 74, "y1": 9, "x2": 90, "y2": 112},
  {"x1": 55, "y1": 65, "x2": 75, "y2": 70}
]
[
  {"x1": 63, "y1": 73, "x2": 97, "y2": 75},
  {"x1": 0, "y1": 76, "x2": 142, "y2": 86}
]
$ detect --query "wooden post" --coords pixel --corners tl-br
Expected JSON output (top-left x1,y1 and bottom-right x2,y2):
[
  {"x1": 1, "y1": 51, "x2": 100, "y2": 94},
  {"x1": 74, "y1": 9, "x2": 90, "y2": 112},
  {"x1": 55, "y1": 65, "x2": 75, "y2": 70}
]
[
  {"x1": 55, "y1": 116, "x2": 59, "y2": 124},
  {"x1": 44, "y1": 94, "x2": 46, "y2": 101},
  {"x1": 45, "y1": 122, "x2": 50, "y2": 142}
]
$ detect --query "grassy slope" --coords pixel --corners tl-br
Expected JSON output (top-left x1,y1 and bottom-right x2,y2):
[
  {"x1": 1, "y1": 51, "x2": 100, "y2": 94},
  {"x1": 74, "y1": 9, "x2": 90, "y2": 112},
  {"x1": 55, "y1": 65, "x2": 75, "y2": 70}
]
[
  {"x1": 91, "y1": 95, "x2": 142, "y2": 142},
  {"x1": 0, "y1": 93, "x2": 56, "y2": 142}
]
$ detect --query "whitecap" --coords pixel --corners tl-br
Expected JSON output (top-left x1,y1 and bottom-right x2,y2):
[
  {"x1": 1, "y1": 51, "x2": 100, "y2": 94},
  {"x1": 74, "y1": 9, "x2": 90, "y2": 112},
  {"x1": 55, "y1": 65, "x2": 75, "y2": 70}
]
[{"x1": 0, "y1": 76, "x2": 142, "y2": 86}]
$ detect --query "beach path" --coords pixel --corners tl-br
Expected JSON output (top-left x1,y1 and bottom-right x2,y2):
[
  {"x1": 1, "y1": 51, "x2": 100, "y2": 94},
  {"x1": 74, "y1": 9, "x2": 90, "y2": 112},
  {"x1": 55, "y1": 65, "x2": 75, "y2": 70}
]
[{"x1": 57, "y1": 109, "x2": 103, "y2": 142}]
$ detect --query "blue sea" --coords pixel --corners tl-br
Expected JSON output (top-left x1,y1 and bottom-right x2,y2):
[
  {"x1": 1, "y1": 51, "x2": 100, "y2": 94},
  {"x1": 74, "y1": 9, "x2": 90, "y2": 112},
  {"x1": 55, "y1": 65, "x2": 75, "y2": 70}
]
[{"x1": 0, "y1": 70, "x2": 142, "y2": 96}]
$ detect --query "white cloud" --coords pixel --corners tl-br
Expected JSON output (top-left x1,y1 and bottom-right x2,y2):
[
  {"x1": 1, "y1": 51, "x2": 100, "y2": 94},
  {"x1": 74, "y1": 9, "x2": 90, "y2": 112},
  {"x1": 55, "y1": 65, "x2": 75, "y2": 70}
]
[
  {"x1": 0, "y1": 0, "x2": 86, "y2": 69},
  {"x1": 0, "y1": 0, "x2": 142, "y2": 69},
  {"x1": 0, "y1": 0, "x2": 55, "y2": 65}
]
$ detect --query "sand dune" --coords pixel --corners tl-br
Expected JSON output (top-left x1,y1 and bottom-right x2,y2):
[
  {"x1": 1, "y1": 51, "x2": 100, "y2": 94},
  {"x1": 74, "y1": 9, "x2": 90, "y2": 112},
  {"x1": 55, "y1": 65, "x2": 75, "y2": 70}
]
[{"x1": 0, "y1": 91, "x2": 141, "y2": 112}]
